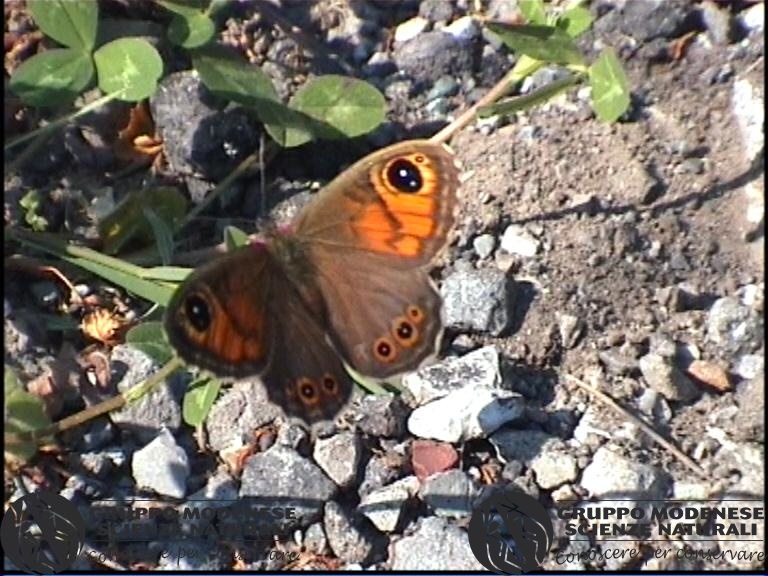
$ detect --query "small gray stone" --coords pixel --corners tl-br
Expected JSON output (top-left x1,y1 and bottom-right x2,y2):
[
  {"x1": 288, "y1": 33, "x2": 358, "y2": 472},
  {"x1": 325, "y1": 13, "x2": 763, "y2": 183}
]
[
  {"x1": 558, "y1": 313, "x2": 585, "y2": 349},
  {"x1": 443, "y1": 16, "x2": 480, "y2": 42},
  {"x1": 733, "y1": 354, "x2": 764, "y2": 380},
  {"x1": 737, "y1": 1, "x2": 765, "y2": 35},
  {"x1": 313, "y1": 432, "x2": 363, "y2": 488},
  {"x1": 324, "y1": 501, "x2": 386, "y2": 564},
  {"x1": 358, "y1": 476, "x2": 418, "y2": 532},
  {"x1": 358, "y1": 455, "x2": 401, "y2": 498},
  {"x1": 131, "y1": 429, "x2": 190, "y2": 499},
  {"x1": 732, "y1": 78, "x2": 764, "y2": 164},
  {"x1": 240, "y1": 445, "x2": 336, "y2": 528},
  {"x1": 490, "y1": 429, "x2": 562, "y2": 464},
  {"x1": 580, "y1": 446, "x2": 669, "y2": 498},
  {"x1": 408, "y1": 386, "x2": 525, "y2": 442},
  {"x1": 390, "y1": 516, "x2": 484, "y2": 570},
  {"x1": 110, "y1": 346, "x2": 186, "y2": 443},
  {"x1": 303, "y1": 522, "x2": 328, "y2": 554},
  {"x1": 419, "y1": 469, "x2": 481, "y2": 518},
  {"x1": 206, "y1": 379, "x2": 282, "y2": 453},
  {"x1": 355, "y1": 394, "x2": 408, "y2": 438},
  {"x1": 500, "y1": 224, "x2": 540, "y2": 257},
  {"x1": 403, "y1": 345, "x2": 501, "y2": 404},
  {"x1": 393, "y1": 16, "x2": 429, "y2": 43},
  {"x1": 419, "y1": 0, "x2": 455, "y2": 22},
  {"x1": 427, "y1": 75, "x2": 460, "y2": 100},
  {"x1": 700, "y1": 0, "x2": 735, "y2": 45},
  {"x1": 425, "y1": 96, "x2": 450, "y2": 118},
  {"x1": 393, "y1": 32, "x2": 474, "y2": 89},
  {"x1": 530, "y1": 448, "x2": 579, "y2": 490},
  {"x1": 472, "y1": 233, "x2": 496, "y2": 260},
  {"x1": 638, "y1": 353, "x2": 701, "y2": 402},
  {"x1": 707, "y1": 296, "x2": 762, "y2": 352},
  {"x1": 441, "y1": 269, "x2": 514, "y2": 335}
]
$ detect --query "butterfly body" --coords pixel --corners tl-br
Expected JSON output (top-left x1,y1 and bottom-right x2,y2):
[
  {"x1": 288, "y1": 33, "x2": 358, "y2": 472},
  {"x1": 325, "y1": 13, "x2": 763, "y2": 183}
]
[{"x1": 165, "y1": 140, "x2": 460, "y2": 423}]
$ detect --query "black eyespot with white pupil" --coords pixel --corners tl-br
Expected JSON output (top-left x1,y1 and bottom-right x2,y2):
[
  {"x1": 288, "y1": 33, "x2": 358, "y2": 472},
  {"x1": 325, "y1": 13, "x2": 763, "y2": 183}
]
[
  {"x1": 387, "y1": 159, "x2": 423, "y2": 193},
  {"x1": 377, "y1": 340, "x2": 392, "y2": 357},
  {"x1": 396, "y1": 321, "x2": 413, "y2": 339},
  {"x1": 322, "y1": 375, "x2": 337, "y2": 392},
  {"x1": 300, "y1": 381, "x2": 316, "y2": 399},
  {"x1": 185, "y1": 295, "x2": 211, "y2": 332}
]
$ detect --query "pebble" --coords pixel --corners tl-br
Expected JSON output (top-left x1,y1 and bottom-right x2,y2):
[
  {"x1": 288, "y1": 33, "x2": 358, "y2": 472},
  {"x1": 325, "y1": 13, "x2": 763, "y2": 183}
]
[
  {"x1": 393, "y1": 32, "x2": 474, "y2": 88},
  {"x1": 393, "y1": 16, "x2": 429, "y2": 43},
  {"x1": 731, "y1": 77, "x2": 764, "y2": 163},
  {"x1": 419, "y1": 0, "x2": 455, "y2": 23},
  {"x1": 131, "y1": 428, "x2": 190, "y2": 499},
  {"x1": 428, "y1": 75, "x2": 460, "y2": 101},
  {"x1": 324, "y1": 501, "x2": 385, "y2": 564},
  {"x1": 733, "y1": 354, "x2": 764, "y2": 380},
  {"x1": 500, "y1": 224, "x2": 540, "y2": 257},
  {"x1": 440, "y1": 269, "x2": 515, "y2": 335},
  {"x1": 700, "y1": 0, "x2": 735, "y2": 45},
  {"x1": 636, "y1": 389, "x2": 672, "y2": 424},
  {"x1": 472, "y1": 233, "x2": 496, "y2": 260},
  {"x1": 403, "y1": 345, "x2": 502, "y2": 404},
  {"x1": 313, "y1": 432, "x2": 363, "y2": 488},
  {"x1": 638, "y1": 353, "x2": 701, "y2": 402},
  {"x1": 426, "y1": 96, "x2": 450, "y2": 118},
  {"x1": 358, "y1": 476, "x2": 419, "y2": 532},
  {"x1": 613, "y1": 0, "x2": 693, "y2": 42},
  {"x1": 558, "y1": 313, "x2": 585, "y2": 349},
  {"x1": 685, "y1": 359, "x2": 732, "y2": 392},
  {"x1": 443, "y1": 16, "x2": 480, "y2": 42},
  {"x1": 530, "y1": 448, "x2": 579, "y2": 490},
  {"x1": 358, "y1": 455, "x2": 401, "y2": 498},
  {"x1": 303, "y1": 522, "x2": 328, "y2": 554},
  {"x1": 411, "y1": 440, "x2": 459, "y2": 481},
  {"x1": 205, "y1": 380, "x2": 282, "y2": 453},
  {"x1": 355, "y1": 393, "x2": 408, "y2": 438},
  {"x1": 390, "y1": 517, "x2": 484, "y2": 570},
  {"x1": 580, "y1": 446, "x2": 669, "y2": 499},
  {"x1": 707, "y1": 296, "x2": 760, "y2": 352},
  {"x1": 240, "y1": 445, "x2": 336, "y2": 528},
  {"x1": 408, "y1": 386, "x2": 525, "y2": 442},
  {"x1": 419, "y1": 469, "x2": 481, "y2": 518},
  {"x1": 109, "y1": 345, "x2": 186, "y2": 444},
  {"x1": 490, "y1": 429, "x2": 561, "y2": 464},
  {"x1": 737, "y1": 1, "x2": 765, "y2": 35}
]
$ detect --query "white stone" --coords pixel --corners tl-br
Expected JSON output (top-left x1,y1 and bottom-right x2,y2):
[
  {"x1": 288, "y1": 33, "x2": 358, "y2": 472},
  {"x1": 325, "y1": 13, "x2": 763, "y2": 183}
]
[
  {"x1": 394, "y1": 16, "x2": 429, "y2": 43},
  {"x1": 132, "y1": 429, "x2": 190, "y2": 499},
  {"x1": 443, "y1": 16, "x2": 479, "y2": 42},
  {"x1": 500, "y1": 224, "x2": 540, "y2": 257}
]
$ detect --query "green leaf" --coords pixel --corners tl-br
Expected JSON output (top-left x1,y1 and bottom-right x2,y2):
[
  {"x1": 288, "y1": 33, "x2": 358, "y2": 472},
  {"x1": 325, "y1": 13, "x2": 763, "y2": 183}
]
[
  {"x1": 589, "y1": 48, "x2": 630, "y2": 123},
  {"x1": 478, "y1": 72, "x2": 581, "y2": 117},
  {"x1": 283, "y1": 75, "x2": 386, "y2": 147},
  {"x1": 100, "y1": 187, "x2": 187, "y2": 256},
  {"x1": 125, "y1": 322, "x2": 175, "y2": 365},
  {"x1": 192, "y1": 47, "x2": 301, "y2": 140},
  {"x1": 5, "y1": 368, "x2": 53, "y2": 462},
  {"x1": 519, "y1": 0, "x2": 547, "y2": 25},
  {"x1": 159, "y1": 1, "x2": 216, "y2": 48},
  {"x1": 486, "y1": 22, "x2": 585, "y2": 66},
  {"x1": 142, "y1": 206, "x2": 175, "y2": 266},
  {"x1": 28, "y1": 0, "x2": 98, "y2": 51},
  {"x1": 182, "y1": 377, "x2": 222, "y2": 427},
  {"x1": 9, "y1": 48, "x2": 94, "y2": 107},
  {"x1": 93, "y1": 38, "x2": 163, "y2": 101},
  {"x1": 557, "y1": 6, "x2": 593, "y2": 38},
  {"x1": 224, "y1": 225, "x2": 250, "y2": 250},
  {"x1": 19, "y1": 190, "x2": 49, "y2": 231}
]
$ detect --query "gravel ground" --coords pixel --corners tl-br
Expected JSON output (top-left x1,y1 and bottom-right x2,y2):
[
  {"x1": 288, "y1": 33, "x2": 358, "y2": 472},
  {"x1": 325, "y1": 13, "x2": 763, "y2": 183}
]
[{"x1": 4, "y1": 0, "x2": 764, "y2": 571}]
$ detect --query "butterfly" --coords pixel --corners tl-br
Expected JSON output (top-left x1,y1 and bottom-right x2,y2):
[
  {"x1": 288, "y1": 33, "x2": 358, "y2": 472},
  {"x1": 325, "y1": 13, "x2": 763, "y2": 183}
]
[{"x1": 164, "y1": 140, "x2": 460, "y2": 423}]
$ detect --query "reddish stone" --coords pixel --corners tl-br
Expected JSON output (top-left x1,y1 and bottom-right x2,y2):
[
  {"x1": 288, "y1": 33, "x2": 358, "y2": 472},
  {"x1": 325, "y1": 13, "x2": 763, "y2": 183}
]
[{"x1": 411, "y1": 440, "x2": 459, "y2": 482}]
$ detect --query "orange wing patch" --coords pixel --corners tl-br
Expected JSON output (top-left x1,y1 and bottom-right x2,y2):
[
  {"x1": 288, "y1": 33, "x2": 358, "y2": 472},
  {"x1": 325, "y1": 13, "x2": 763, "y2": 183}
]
[{"x1": 352, "y1": 152, "x2": 443, "y2": 258}]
